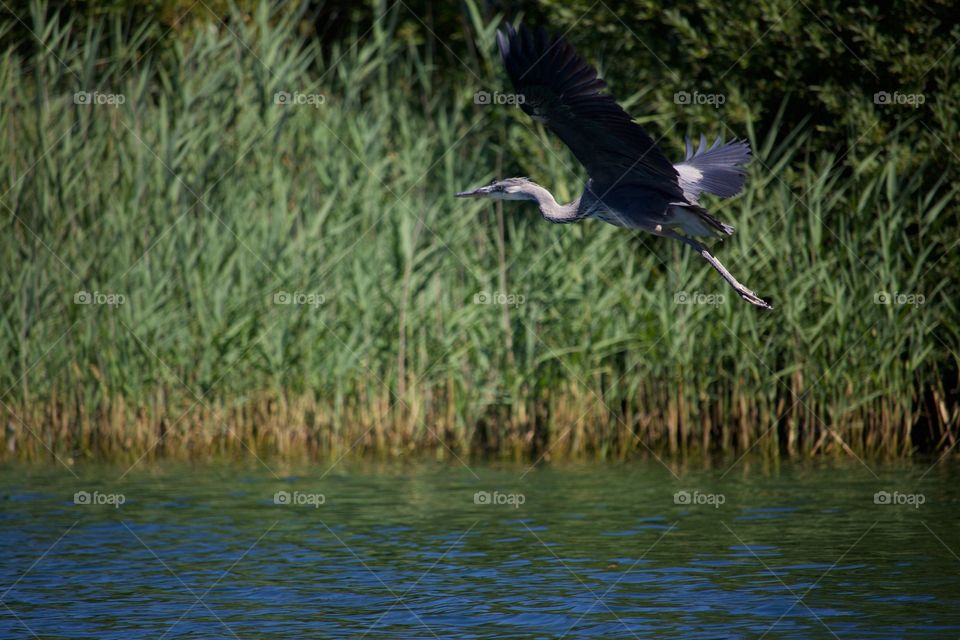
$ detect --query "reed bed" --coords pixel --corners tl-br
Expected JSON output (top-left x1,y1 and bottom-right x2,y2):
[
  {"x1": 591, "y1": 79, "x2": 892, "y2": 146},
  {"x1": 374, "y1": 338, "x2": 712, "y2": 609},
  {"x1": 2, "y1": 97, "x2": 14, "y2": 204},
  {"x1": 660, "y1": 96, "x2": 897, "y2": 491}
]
[{"x1": 1, "y1": 4, "x2": 957, "y2": 463}]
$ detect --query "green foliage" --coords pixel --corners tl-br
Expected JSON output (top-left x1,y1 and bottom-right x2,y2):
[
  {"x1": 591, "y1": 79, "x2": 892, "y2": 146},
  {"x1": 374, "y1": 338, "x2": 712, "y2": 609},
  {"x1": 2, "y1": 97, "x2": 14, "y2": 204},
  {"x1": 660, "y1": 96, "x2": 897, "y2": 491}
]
[
  {"x1": 0, "y1": 1, "x2": 956, "y2": 459},
  {"x1": 530, "y1": 0, "x2": 958, "y2": 189}
]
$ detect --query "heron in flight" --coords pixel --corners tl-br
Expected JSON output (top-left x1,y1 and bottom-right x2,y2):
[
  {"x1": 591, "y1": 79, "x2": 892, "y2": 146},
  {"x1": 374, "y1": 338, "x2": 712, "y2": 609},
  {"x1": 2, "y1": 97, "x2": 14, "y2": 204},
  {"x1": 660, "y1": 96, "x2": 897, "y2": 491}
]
[{"x1": 457, "y1": 24, "x2": 771, "y2": 309}]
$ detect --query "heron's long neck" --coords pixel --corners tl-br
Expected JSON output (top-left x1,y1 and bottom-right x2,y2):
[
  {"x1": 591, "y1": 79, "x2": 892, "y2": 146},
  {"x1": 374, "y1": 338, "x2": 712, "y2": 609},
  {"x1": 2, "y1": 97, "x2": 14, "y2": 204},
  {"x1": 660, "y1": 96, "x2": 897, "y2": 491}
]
[{"x1": 524, "y1": 182, "x2": 581, "y2": 223}]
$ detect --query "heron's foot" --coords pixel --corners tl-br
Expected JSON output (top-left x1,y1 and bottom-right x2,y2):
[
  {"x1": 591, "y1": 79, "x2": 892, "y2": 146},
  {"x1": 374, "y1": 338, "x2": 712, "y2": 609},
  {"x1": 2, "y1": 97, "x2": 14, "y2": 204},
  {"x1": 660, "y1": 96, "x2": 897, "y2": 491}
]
[{"x1": 736, "y1": 285, "x2": 773, "y2": 310}]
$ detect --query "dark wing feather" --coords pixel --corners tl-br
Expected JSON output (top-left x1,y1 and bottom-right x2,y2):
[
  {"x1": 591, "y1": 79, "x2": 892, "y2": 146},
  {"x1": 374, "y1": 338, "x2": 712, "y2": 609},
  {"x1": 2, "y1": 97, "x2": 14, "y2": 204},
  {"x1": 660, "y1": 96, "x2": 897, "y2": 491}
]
[{"x1": 497, "y1": 24, "x2": 681, "y2": 198}]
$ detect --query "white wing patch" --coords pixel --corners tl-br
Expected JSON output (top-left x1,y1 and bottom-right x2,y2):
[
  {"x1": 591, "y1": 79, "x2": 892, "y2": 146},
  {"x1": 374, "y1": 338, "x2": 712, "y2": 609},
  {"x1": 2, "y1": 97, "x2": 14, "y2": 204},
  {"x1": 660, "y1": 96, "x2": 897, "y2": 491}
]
[
  {"x1": 674, "y1": 163, "x2": 704, "y2": 202},
  {"x1": 675, "y1": 164, "x2": 703, "y2": 183}
]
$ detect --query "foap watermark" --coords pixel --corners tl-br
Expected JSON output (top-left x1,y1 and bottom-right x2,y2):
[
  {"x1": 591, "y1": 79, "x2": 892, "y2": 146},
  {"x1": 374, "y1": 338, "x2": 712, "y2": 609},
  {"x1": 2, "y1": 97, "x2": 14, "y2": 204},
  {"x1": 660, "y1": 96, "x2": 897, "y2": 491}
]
[
  {"x1": 674, "y1": 489, "x2": 725, "y2": 509},
  {"x1": 74, "y1": 290, "x2": 126, "y2": 307},
  {"x1": 274, "y1": 91, "x2": 326, "y2": 108},
  {"x1": 874, "y1": 291, "x2": 925, "y2": 307},
  {"x1": 675, "y1": 291, "x2": 725, "y2": 306},
  {"x1": 273, "y1": 291, "x2": 326, "y2": 308},
  {"x1": 474, "y1": 90, "x2": 525, "y2": 106},
  {"x1": 74, "y1": 490, "x2": 126, "y2": 508},
  {"x1": 874, "y1": 490, "x2": 924, "y2": 509},
  {"x1": 474, "y1": 490, "x2": 525, "y2": 509},
  {"x1": 674, "y1": 90, "x2": 725, "y2": 108},
  {"x1": 474, "y1": 291, "x2": 525, "y2": 307},
  {"x1": 873, "y1": 91, "x2": 925, "y2": 108},
  {"x1": 74, "y1": 91, "x2": 126, "y2": 107},
  {"x1": 273, "y1": 490, "x2": 326, "y2": 508}
]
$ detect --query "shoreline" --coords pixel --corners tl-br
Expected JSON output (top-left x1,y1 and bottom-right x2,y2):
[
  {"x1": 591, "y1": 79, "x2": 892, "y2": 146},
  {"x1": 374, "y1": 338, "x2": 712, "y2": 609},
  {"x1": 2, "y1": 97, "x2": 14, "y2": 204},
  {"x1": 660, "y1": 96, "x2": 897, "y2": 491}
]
[{"x1": 3, "y1": 391, "x2": 952, "y2": 462}]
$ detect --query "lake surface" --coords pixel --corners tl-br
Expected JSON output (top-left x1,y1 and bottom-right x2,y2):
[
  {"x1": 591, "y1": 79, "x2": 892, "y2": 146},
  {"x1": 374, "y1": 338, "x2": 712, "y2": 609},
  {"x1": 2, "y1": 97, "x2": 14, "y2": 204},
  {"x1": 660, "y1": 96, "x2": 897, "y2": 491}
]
[{"x1": 1, "y1": 455, "x2": 958, "y2": 638}]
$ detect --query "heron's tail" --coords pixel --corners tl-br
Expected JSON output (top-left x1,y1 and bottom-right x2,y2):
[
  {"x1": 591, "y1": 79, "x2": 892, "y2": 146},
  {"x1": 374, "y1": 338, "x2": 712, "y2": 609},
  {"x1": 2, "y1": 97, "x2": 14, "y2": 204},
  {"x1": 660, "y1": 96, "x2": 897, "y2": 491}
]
[
  {"x1": 674, "y1": 136, "x2": 751, "y2": 202},
  {"x1": 667, "y1": 204, "x2": 735, "y2": 238}
]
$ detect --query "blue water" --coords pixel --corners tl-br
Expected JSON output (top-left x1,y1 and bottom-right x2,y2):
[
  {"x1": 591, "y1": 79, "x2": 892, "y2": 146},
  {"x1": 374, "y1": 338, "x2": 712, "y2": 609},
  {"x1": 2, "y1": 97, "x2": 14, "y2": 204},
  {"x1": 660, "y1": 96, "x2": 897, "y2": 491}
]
[{"x1": 1, "y1": 458, "x2": 958, "y2": 638}]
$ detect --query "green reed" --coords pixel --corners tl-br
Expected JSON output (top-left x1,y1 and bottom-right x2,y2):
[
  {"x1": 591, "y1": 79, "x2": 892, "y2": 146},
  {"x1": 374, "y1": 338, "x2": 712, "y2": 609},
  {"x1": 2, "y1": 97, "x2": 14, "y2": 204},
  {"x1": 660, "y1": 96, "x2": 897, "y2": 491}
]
[{"x1": 1, "y1": 2, "x2": 956, "y2": 462}]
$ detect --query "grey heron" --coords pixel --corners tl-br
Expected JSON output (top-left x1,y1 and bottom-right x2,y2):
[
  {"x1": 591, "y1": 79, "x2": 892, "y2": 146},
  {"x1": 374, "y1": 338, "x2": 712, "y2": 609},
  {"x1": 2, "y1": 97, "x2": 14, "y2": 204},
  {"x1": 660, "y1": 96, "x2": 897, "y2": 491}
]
[{"x1": 457, "y1": 24, "x2": 771, "y2": 309}]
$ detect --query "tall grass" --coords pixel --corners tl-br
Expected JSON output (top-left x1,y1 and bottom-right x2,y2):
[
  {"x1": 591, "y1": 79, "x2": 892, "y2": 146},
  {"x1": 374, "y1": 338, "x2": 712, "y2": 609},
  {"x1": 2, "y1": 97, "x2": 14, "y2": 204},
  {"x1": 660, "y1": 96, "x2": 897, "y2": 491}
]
[{"x1": 1, "y1": 3, "x2": 957, "y2": 462}]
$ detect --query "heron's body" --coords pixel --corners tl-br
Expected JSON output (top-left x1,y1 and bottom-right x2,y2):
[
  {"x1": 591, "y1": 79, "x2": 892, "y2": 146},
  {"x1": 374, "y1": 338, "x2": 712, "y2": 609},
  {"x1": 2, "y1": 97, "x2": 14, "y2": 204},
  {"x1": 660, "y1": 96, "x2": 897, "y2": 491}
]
[
  {"x1": 526, "y1": 172, "x2": 739, "y2": 238},
  {"x1": 457, "y1": 24, "x2": 772, "y2": 309}
]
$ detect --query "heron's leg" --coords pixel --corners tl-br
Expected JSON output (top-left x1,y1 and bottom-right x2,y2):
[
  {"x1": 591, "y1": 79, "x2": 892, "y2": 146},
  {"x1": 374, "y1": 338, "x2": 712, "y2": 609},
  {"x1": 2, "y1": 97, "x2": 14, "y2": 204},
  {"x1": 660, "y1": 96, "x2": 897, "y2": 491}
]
[{"x1": 658, "y1": 229, "x2": 772, "y2": 309}]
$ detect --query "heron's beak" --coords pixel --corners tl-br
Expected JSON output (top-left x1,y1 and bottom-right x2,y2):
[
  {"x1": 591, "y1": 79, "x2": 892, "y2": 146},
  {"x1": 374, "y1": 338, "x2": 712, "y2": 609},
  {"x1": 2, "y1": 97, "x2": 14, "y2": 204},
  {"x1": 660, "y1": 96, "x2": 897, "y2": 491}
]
[{"x1": 455, "y1": 185, "x2": 493, "y2": 198}]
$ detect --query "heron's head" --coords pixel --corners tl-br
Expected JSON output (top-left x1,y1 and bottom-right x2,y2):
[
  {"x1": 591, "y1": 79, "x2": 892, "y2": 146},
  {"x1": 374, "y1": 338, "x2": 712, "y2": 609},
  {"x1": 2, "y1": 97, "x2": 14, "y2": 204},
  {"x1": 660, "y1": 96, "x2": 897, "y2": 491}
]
[{"x1": 456, "y1": 177, "x2": 538, "y2": 201}]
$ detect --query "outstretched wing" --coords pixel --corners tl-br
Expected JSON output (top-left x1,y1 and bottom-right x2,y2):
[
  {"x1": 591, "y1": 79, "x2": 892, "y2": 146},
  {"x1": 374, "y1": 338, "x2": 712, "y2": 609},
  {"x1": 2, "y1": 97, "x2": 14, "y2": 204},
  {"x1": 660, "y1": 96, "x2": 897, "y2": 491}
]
[{"x1": 497, "y1": 23, "x2": 681, "y2": 199}]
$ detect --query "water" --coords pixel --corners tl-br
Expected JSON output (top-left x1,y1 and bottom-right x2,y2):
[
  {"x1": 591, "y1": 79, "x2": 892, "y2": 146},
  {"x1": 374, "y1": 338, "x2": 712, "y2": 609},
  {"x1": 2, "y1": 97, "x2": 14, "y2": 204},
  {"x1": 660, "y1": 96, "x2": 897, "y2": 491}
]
[{"x1": 1, "y1": 457, "x2": 958, "y2": 638}]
